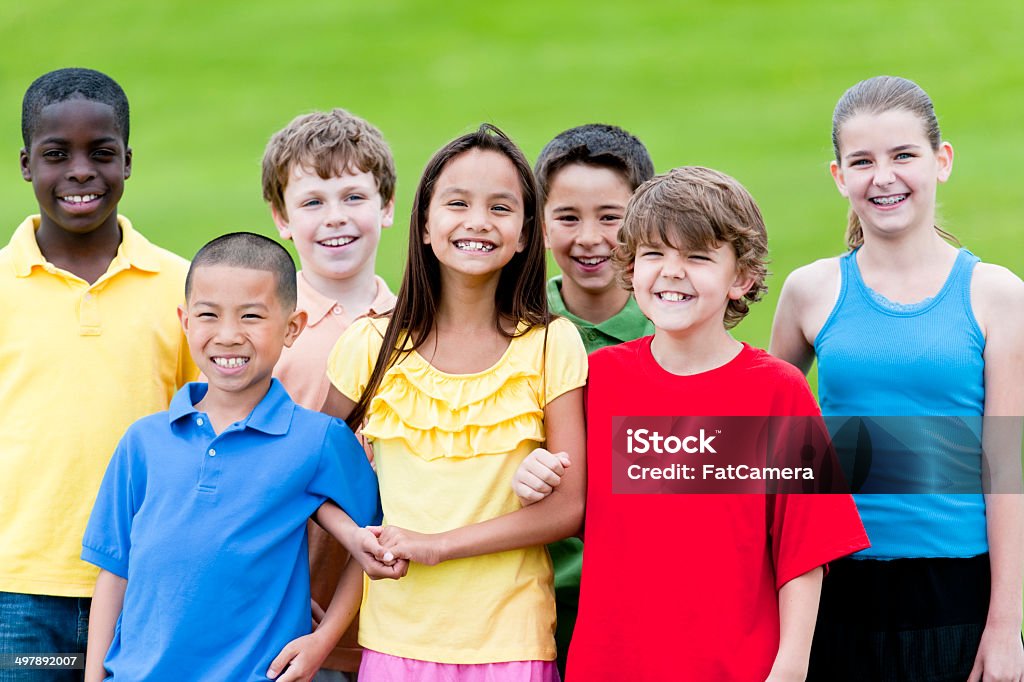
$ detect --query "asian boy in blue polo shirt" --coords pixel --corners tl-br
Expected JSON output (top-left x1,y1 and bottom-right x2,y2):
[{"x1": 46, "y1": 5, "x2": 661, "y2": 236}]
[{"x1": 82, "y1": 233, "x2": 386, "y2": 682}]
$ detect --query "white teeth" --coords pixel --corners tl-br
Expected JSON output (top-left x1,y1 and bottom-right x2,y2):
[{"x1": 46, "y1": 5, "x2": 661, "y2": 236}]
[
  {"x1": 320, "y1": 236, "x2": 356, "y2": 247},
  {"x1": 658, "y1": 292, "x2": 691, "y2": 302},
  {"x1": 213, "y1": 357, "x2": 248, "y2": 368},
  {"x1": 455, "y1": 240, "x2": 495, "y2": 252},
  {"x1": 576, "y1": 256, "x2": 607, "y2": 266},
  {"x1": 871, "y1": 195, "x2": 906, "y2": 206},
  {"x1": 61, "y1": 194, "x2": 99, "y2": 204}
]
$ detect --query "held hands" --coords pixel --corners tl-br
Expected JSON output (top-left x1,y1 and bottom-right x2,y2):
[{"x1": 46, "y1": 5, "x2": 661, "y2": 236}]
[
  {"x1": 373, "y1": 525, "x2": 445, "y2": 566},
  {"x1": 967, "y1": 623, "x2": 1024, "y2": 682},
  {"x1": 511, "y1": 448, "x2": 571, "y2": 506},
  {"x1": 348, "y1": 525, "x2": 409, "y2": 580}
]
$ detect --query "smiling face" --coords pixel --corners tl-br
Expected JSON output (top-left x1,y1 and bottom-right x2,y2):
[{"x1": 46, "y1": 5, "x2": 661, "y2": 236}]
[
  {"x1": 179, "y1": 265, "x2": 305, "y2": 407},
  {"x1": 20, "y1": 98, "x2": 131, "y2": 241},
  {"x1": 422, "y1": 149, "x2": 525, "y2": 282},
  {"x1": 831, "y1": 108, "x2": 952, "y2": 241},
  {"x1": 273, "y1": 166, "x2": 393, "y2": 289},
  {"x1": 631, "y1": 238, "x2": 753, "y2": 340},
  {"x1": 544, "y1": 163, "x2": 633, "y2": 301}
]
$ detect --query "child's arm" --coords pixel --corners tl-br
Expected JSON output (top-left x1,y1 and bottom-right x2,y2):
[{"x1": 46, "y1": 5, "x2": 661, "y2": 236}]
[
  {"x1": 314, "y1": 501, "x2": 407, "y2": 580},
  {"x1": 85, "y1": 569, "x2": 127, "y2": 682},
  {"x1": 321, "y1": 384, "x2": 356, "y2": 423},
  {"x1": 969, "y1": 265, "x2": 1024, "y2": 681},
  {"x1": 769, "y1": 260, "x2": 838, "y2": 374},
  {"x1": 377, "y1": 386, "x2": 586, "y2": 565},
  {"x1": 318, "y1": 387, "x2": 408, "y2": 580},
  {"x1": 764, "y1": 566, "x2": 823, "y2": 682},
  {"x1": 266, "y1": 557, "x2": 363, "y2": 682}
]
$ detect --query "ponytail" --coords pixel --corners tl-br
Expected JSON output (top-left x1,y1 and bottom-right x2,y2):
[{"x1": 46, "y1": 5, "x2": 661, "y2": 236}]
[{"x1": 845, "y1": 209, "x2": 864, "y2": 251}]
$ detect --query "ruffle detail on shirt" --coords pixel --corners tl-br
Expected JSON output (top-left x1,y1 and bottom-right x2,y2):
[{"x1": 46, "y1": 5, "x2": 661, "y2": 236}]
[{"x1": 360, "y1": 357, "x2": 545, "y2": 461}]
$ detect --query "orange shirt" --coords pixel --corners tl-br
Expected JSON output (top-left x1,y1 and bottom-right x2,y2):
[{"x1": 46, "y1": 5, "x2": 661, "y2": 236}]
[
  {"x1": 272, "y1": 271, "x2": 395, "y2": 672},
  {"x1": 274, "y1": 272, "x2": 395, "y2": 410}
]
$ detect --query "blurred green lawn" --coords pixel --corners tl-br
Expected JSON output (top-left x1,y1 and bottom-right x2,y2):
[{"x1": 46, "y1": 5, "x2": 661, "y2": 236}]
[{"x1": 2, "y1": 0, "x2": 1022, "y2": 361}]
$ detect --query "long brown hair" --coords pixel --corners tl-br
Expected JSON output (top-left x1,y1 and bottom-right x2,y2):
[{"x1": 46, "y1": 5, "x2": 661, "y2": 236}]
[
  {"x1": 346, "y1": 124, "x2": 549, "y2": 430},
  {"x1": 832, "y1": 75, "x2": 959, "y2": 250}
]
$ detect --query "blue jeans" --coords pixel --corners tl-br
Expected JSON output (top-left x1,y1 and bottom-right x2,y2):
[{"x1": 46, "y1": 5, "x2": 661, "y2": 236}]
[{"x1": 0, "y1": 592, "x2": 89, "y2": 682}]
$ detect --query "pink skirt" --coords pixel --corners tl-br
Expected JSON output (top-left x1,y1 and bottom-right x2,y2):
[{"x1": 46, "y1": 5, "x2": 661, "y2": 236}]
[{"x1": 359, "y1": 649, "x2": 560, "y2": 682}]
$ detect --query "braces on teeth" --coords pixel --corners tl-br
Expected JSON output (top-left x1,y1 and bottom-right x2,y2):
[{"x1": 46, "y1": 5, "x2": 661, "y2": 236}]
[{"x1": 872, "y1": 195, "x2": 905, "y2": 205}]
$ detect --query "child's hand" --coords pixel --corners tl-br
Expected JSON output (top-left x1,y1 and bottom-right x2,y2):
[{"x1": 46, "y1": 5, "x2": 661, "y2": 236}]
[
  {"x1": 377, "y1": 525, "x2": 445, "y2": 566},
  {"x1": 350, "y1": 526, "x2": 409, "y2": 580},
  {"x1": 511, "y1": 448, "x2": 571, "y2": 506},
  {"x1": 967, "y1": 621, "x2": 1024, "y2": 682},
  {"x1": 266, "y1": 630, "x2": 333, "y2": 682}
]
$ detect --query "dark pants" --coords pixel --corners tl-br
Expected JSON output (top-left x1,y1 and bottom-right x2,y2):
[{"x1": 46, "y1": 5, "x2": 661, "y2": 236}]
[{"x1": 0, "y1": 592, "x2": 89, "y2": 682}]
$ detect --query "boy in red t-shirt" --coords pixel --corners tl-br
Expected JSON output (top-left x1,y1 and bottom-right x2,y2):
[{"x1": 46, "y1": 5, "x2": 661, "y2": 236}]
[{"x1": 514, "y1": 167, "x2": 869, "y2": 681}]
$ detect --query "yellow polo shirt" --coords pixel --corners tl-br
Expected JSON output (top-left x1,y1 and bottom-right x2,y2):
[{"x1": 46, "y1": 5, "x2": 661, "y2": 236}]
[{"x1": 0, "y1": 215, "x2": 197, "y2": 597}]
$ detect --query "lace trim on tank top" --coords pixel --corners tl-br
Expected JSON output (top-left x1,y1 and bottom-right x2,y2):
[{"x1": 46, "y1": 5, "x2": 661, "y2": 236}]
[{"x1": 866, "y1": 287, "x2": 935, "y2": 313}]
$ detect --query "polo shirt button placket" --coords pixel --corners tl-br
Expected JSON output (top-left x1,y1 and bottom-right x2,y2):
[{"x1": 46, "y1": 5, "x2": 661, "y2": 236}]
[{"x1": 79, "y1": 289, "x2": 101, "y2": 336}]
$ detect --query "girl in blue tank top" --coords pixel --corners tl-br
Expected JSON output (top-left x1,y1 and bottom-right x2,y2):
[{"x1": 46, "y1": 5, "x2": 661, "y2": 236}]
[{"x1": 771, "y1": 76, "x2": 1024, "y2": 681}]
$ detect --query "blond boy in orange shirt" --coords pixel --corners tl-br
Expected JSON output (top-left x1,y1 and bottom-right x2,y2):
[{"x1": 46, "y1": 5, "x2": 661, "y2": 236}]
[{"x1": 262, "y1": 108, "x2": 397, "y2": 681}]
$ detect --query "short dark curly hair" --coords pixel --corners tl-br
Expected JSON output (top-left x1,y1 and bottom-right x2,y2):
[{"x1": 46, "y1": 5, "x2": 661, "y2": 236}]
[
  {"x1": 534, "y1": 123, "x2": 654, "y2": 207},
  {"x1": 614, "y1": 166, "x2": 769, "y2": 329},
  {"x1": 22, "y1": 68, "x2": 129, "y2": 147}
]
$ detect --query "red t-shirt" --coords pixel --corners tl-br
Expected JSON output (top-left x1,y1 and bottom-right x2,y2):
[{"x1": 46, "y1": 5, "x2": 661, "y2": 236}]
[{"x1": 567, "y1": 338, "x2": 869, "y2": 681}]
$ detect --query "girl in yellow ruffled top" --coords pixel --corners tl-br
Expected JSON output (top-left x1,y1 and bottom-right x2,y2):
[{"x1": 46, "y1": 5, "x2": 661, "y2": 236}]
[{"x1": 322, "y1": 124, "x2": 587, "y2": 681}]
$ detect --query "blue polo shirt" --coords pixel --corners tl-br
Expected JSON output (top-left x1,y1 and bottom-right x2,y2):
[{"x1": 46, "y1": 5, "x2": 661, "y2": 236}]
[{"x1": 82, "y1": 379, "x2": 382, "y2": 681}]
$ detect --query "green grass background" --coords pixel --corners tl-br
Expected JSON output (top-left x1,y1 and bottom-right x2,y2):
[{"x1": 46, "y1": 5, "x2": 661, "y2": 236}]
[{"x1": 2, "y1": 0, "x2": 1022, "y2": 361}]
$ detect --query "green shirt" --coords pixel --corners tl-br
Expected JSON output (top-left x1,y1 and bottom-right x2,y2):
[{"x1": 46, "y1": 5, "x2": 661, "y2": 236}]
[
  {"x1": 546, "y1": 275, "x2": 655, "y2": 670},
  {"x1": 546, "y1": 275, "x2": 655, "y2": 354}
]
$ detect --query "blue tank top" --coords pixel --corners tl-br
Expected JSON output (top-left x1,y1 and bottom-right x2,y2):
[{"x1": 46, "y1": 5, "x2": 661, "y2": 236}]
[{"x1": 815, "y1": 248, "x2": 987, "y2": 559}]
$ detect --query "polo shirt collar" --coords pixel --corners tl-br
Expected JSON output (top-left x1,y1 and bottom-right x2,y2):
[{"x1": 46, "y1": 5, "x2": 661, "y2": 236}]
[
  {"x1": 298, "y1": 272, "x2": 396, "y2": 328},
  {"x1": 116, "y1": 216, "x2": 163, "y2": 273},
  {"x1": 10, "y1": 215, "x2": 163, "y2": 278},
  {"x1": 169, "y1": 379, "x2": 295, "y2": 435},
  {"x1": 546, "y1": 275, "x2": 650, "y2": 344}
]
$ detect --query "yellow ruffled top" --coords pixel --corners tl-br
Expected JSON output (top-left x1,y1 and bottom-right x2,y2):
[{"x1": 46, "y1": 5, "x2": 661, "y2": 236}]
[{"x1": 326, "y1": 315, "x2": 587, "y2": 664}]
